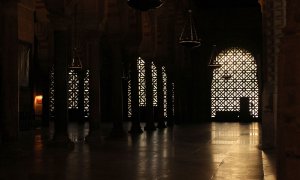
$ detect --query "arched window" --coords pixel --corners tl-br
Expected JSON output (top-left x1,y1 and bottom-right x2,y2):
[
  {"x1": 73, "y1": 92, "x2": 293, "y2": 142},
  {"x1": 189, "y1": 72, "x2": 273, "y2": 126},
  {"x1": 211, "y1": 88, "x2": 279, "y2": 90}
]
[
  {"x1": 137, "y1": 57, "x2": 146, "y2": 106},
  {"x1": 211, "y1": 47, "x2": 259, "y2": 118},
  {"x1": 162, "y1": 66, "x2": 168, "y2": 118},
  {"x1": 151, "y1": 62, "x2": 158, "y2": 106}
]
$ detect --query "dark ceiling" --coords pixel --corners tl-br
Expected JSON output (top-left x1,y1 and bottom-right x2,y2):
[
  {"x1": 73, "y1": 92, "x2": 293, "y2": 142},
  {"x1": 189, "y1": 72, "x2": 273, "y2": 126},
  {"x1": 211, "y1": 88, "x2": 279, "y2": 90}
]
[
  {"x1": 193, "y1": 0, "x2": 260, "y2": 8},
  {"x1": 187, "y1": 0, "x2": 262, "y2": 53}
]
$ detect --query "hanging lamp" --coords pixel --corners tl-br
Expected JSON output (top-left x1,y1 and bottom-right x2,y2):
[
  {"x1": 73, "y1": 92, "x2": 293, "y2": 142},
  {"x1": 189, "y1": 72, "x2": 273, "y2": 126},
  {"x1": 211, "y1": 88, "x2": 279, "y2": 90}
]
[
  {"x1": 127, "y1": 0, "x2": 163, "y2": 11},
  {"x1": 179, "y1": 9, "x2": 201, "y2": 48},
  {"x1": 69, "y1": 5, "x2": 82, "y2": 70},
  {"x1": 208, "y1": 45, "x2": 221, "y2": 69},
  {"x1": 69, "y1": 47, "x2": 82, "y2": 69}
]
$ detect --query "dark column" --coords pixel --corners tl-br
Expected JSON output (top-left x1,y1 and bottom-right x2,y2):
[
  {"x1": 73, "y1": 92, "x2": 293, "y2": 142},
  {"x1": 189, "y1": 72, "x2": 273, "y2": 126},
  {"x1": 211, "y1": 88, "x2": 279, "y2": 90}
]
[
  {"x1": 156, "y1": 64, "x2": 166, "y2": 129},
  {"x1": 129, "y1": 58, "x2": 143, "y2": 134},
  {"x1": 167, "y1": 79, "x2": 174, "y2": 127},
  {"x1": 109, "y1": 42, "x2": 126, "y2": 137},
  {"x1": 144, "y1": 60, "x2": 156, "y2": 131},
  {"x1": 1, "y1": 2, "x2": 19, "y2": 141},
  {"x1": 51, "y1": 30, "x2": 72, "y2": 145},
  {"x1": 85, "y1": 41, "x2": 102, "y2": 142},
  {"x1": 41, "y1": 74, "x2": 50, "y2": 127}
]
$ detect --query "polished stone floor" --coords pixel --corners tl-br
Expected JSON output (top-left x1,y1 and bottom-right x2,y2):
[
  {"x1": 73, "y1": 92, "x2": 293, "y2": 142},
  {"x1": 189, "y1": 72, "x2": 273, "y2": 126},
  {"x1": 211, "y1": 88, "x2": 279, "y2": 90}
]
[{"x1": 0, "y1": 122, "x2": 276, "y2": 180}]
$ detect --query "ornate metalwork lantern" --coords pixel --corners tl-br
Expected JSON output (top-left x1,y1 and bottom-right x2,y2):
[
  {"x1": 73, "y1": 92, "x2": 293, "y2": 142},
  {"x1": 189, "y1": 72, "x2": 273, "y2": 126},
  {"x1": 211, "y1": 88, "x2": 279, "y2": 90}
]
[
  {"x1": 208, "y1": 45, "x2": 221, "y2": 69},
  {"x1": 179, "y1": 10, "x2": 201, "y2": 48}
]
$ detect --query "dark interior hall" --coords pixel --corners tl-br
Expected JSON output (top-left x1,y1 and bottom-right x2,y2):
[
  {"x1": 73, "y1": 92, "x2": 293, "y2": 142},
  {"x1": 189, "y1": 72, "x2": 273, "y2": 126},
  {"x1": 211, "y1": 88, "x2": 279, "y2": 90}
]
[{"x1": 0, "y1": 0, "x2": 298, "y2": 179}]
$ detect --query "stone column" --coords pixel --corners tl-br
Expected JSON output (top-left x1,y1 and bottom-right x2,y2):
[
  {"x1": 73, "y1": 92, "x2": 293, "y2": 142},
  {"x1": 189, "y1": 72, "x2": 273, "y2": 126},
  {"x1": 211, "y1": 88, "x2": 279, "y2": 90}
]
[
  {"x1": 1, "y1": 1, "x2": 19, "y2": 141},
  {"x1": 144, "y1": 60, "x2": 156, "y2": 131},
  {"x1": 0, "y1": 2, "x2": 2, "y2": 143},
  {"x1": 85, "y1": 40, "x2": 102, "y2": 142},
  {"x1": 261, "y1": 0, "x2": 276, "y2": 149},
  {"x1": 129, "y1": 57, "x2": 143, "y2": 134},
  {"x1": 277, "y1": 0, "x2": 300, "y2": 179},
  {"x1": 167, "y1": 77, "x2": 174, "y2": 127},
  {"x1": 51, "y1": 30, "x2": 72, "y2": 145},
  {"x1": 156, "y1": 64, "x2": 166, "y2": 129},
  {"x1": 109, "y1": 41, "x2": 126, "y2": 137}
]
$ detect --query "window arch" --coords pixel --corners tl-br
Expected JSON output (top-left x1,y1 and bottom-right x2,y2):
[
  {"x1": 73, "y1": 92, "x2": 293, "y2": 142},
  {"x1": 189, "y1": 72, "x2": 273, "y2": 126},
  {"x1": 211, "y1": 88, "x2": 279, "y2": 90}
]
[{"x1": 211, "y1": 47, "x2": 259, "y2": 118}]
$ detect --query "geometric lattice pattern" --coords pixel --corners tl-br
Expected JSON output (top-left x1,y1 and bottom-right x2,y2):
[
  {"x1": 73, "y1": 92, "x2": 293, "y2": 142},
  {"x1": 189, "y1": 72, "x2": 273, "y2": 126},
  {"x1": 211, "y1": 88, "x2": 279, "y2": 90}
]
[
  {"x1": 151, "y1": 62, "x2": 158, "y2": 106},
  {"x1": 128, "y1": 79, "x2": 132, "y2": 118},
  {"x1": 137, "y1": 57, "x2": 146, "y2": 107},
  {"x1": 162, "y1": 66, "x2": 168, "y2": 118},
  {"x1": 49, "y1": 68, "x2": 90, "y2": 118},
  {"x1": 49, "y1": 66, "x2": 55, "y2": 117},
  {"x1": 211, "y1": 47, "x2": 259, "y2": 118},
  {"x1": 68, "y1": 69, "x2": 80, "y2": 109},
  {"x1": 83, "y1": 70, "x2": 90, "y2": 117},
  {"x1": 172, "y1": 82, "x2": 175, "y2": 116}
]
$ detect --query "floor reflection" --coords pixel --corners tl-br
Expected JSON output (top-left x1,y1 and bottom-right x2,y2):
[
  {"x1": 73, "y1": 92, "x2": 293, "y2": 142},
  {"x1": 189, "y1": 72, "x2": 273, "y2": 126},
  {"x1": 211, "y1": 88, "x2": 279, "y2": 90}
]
[
  {"x1": 210, "y1": 122, "x2": 262, "y2": 180},
  {"x1": 0, "y1": 122, "x2": 275, "y2": 180}
]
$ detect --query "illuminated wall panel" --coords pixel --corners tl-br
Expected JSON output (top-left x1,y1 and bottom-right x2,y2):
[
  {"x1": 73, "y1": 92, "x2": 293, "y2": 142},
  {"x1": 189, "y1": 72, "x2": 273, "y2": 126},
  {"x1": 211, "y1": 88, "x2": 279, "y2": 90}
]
[{"x1": 211, "y1": 47, "x2": 259, "y2": 118}]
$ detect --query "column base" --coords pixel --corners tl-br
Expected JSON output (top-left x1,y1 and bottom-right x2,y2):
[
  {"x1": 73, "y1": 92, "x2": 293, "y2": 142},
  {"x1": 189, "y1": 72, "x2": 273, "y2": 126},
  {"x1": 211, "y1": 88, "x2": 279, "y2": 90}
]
[
  {"x1": 167, "y1": 119, "x2": 174, "y2": 127},
  {"x1": 144, "y1": 122, "x2": 157, "y2": 131},
  {"x1": 109, "y1": 126, "x2": 127, "y2": 138},
  {"x1": 129, "y1": 123, "x2": 143, "y2": 135},
  {"x1": 157, "y1": 121, "x2": 167, "y2": 129},
  {"x1": 85, "y1": 130, "x2": 103, "y2": 143},
  {"x1": 48, "y1": 134, "x2": 74, "y2": 149}
]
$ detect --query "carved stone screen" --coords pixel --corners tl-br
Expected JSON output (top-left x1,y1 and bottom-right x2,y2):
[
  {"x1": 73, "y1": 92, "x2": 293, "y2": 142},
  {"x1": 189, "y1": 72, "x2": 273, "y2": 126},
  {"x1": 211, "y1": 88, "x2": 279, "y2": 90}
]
[
  {"x1": 172, "y1": 82, "x2": 175, "y2": 116},
  {"x1": 211, "y1": 47, "x2": 259, "y2": 118},
  {"x1": 162, "y1": 66, "x2": 168, "y2": 118},
  {"x1": 68, "y1": 69, "x2": 79, "y2": 109},
  {"x1": 151, "y1": 62, "x2": 158, "y2": 106},
  {"x1": 49, "y1": 66, "x2": 55, "y2": 117},
  {"x1": 83, "y1": 70, "x2": 90, "y2": 117},
  {"x1": 137, "y1": 57, "x2": 146, "y2": 107},
  {"x1": 127, "y1": 79, "x2": 132, "y2": 118},
  {"x1": 49, "y1": 68, "x2": 90, "y2": 118}
]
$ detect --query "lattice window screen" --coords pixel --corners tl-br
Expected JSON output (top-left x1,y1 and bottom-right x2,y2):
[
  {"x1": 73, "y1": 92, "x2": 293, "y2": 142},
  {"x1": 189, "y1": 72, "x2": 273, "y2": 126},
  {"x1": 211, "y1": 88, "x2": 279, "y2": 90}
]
[
  {"x1": 68, "y1": 70, "x2": 79, "y2": 109},
  {"x1": 162, "y1": 66, "x2": 168, "y2": 117},
  {"x1": 151, "y1": 62, "x2": 158, "y2": 106},
  {"x1": 83, "y1": 70, "x2": 90, "y2": 117},
  {"x1": 128, "y1": 79, "x2": 132, "y2": 117},
  {"x1": 138, "y1": 57, "x2": 146, "y2": 106},
  {"x1": 49, "y1": 66, "x2": 55, "y2": 117},
  {"x1": 211, "y1": 47, "x2": 259, "y2": 118},
  {"x1": 49, "y1": 68, "x2": 90, "y2": 117},
  {"x1": 172, "y1": 82, "x2": 175, "y2": 116}
]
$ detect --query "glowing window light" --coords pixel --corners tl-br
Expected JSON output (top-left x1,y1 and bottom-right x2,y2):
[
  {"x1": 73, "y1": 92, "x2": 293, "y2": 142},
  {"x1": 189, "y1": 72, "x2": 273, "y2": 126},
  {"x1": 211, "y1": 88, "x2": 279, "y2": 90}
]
[
  {"x1": 162, "y1": 66, "x2": 167, "y2": 117},
  {"x1": 49, "y1": 66, "x2": 55, "y2": 117},
  {"x1": 68, "y1": 69, "x2": 79, "y2": 109},
  {"x1": 83, "y1": 70, "x2": 90, "y2": 117},
  {"x1": 49, "y1": 68, "x2": 90, "y2": 118},
  {"x1": 128, "y1": 79, "x2": 132, "y2": 117},
  {"x1": 151, "y1": 62, "x2": 158, "y2": 106},
  {"x1": 211, "y1": 47, "x2": 259, "y2": 118},
  {"x1": 172, "y1": 82, "x2": 175, "y2": 116},
  {"x1": 137, "y1": 57, "x2": 146, "y2": 106}
]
